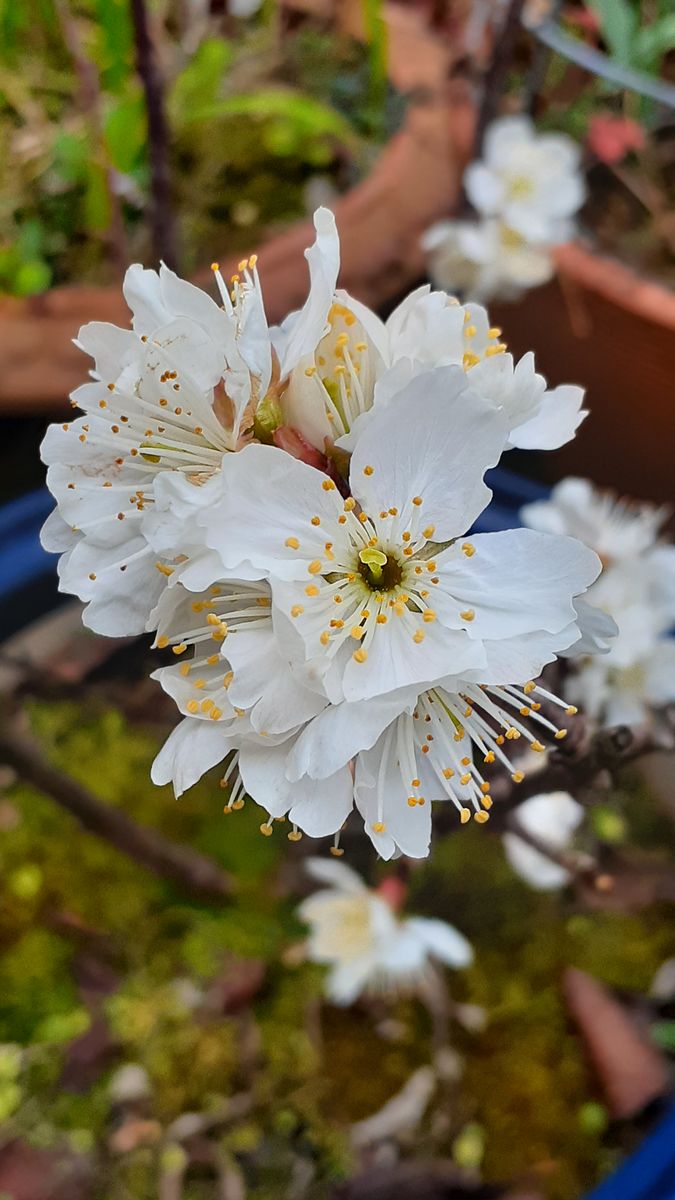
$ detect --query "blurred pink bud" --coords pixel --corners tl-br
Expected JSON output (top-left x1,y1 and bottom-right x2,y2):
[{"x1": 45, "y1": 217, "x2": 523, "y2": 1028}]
[
  {"x1": 376, "y1": 876, "x2": 407, "y2": 912},
  {"x1": 587, "y1": 114, "x2": 645, "y2": 165}
]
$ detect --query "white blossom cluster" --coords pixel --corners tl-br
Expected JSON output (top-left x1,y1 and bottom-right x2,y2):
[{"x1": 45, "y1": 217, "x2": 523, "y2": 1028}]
[
  {"x1": 42, "y1": 208, "x2": 613, "y2": 860},
  {"x1": 522, "y1": 478, "x2": 675, "y2": 727},
  {"x1": 424, "y1": 115, "x2": 585, "y2": 302}
]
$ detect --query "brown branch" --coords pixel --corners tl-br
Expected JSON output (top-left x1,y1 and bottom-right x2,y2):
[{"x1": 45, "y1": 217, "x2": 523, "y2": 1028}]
[
  {"x1": 0, "y1": 720, "x2": 231, "y2": 902},
  {"x1": 472, "y1": 0, "x2": 527, "y2": 159},
  {"x1": 130, "y1": 0, "x2": 178, "y2": 267},
  {"x1": 492, "y1": 717, "x2": 675, "y2": 810}
]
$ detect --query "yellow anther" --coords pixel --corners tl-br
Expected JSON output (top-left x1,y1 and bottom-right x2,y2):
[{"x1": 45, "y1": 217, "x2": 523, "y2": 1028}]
[
  {"x1": 330, "y1": 846, "x2": 345, "y2": 857},
  {"x1": 308, "y1": 560, "x2": 322, "y2": 575},
  {"x1": 223, "y1": 671, "x2": 234, "y2": 688},
  {"x1": 305, "y1": 584, "x2": 319, "y2": 597},
  {"x1": 232, "y1": 798, "x2": 245, "y2": 810},
  {"x1": 460, "y1": 609, "x2": 475, "y2": 622},
  {"x1": 344, "y1": 497, "x2": 356, "y2": 512},
  {"x1": 155, "y1": 562, "x2": 174, "y2": 577},
  {"x1": 209, "y1": 707, "x2": 223, "y2": 721},
  {"x1": 488, "y1": 326, "x2": 502, "y2": 338},
  {"x1": 207, "y1": 654, "x2": 219, "y2": 666},
  {"x1": 520, "y1": 707, "x2": 531, "y2": 716},
  {"x1": 474, "y1": 811, "x2": 490, "y2": 824},
  {"x1": 180, "y1": 663, "x2": 191, "y2": 677},
  {"x1": 412, "y1": 496, "x2": 423, "y2": 507},
  {"x1": 322, "y1": 479, "x2": 336, "y2": 491},
  {"x1": 363, "y1": 465, "x2": 374, "y2": 476},
  {"x1": 310, "y1": 516, "x2": 321, "y2": 526},
  {"x1": 565, "y1": 706, "x2": 578, "y2": 716},
  {"x1": 285, "y1": 536, "x2": 300, "y2": 549},
  {"x1": 422, "y1": 525, "x2": 435, "y2": 540},
  {"x1": 260, "y1": 823, "x2": 273, "y2": 837},
  {"x1": 372, "y1": 821, "x2": 386, "y2": 833},
  {"x1": 413, "y1": 629, "x2": 425, "y2": 644},
  {"x1": 511, "y1": 770, "x2": 524, "y2": 784},
  {"x1": 426, "y1": 561, "x2": 437, "y2": 572},
  {"x1": 480, "y1": 782, "x2": 491, "y2": 794},
  {"x1": 305, "y1": 365, "x2": 317, "y2": 377},
  {"x1": 443, "y1": 768, "x2": 455, "y2": 779},
  {"x1": 465, "y1": 324, "x2": 477, "y2": 338},
  {"x1": 186, "y1": 700, "x2": 199, "y2": 714},
  {"x1": 460, "y1": 773, "x2": 471, "y2": 785},
  {"x1": 423, "y1": 609, "x2": 436, "y2": 623},
  {"x1": 291, "y1": 605, "x2": 304, "y2": 618},
  {"x1": 484, "y1": 751, "x2": 495, "y2": 764},
  {"x1": 555, "y1": 729, "x2": 568, "y2": 740},
  {"x1": 531, "y1": 740, "x2": 545, "y2": 752},
  {"x1": 288, "y1": 829, "x2": 302, "y2": 842},
  {"x1": 201, "y1": 698, "x2": 214, "y2": 712},
  {"x1": 481, "y1": 794, "x2": 493, "y2": 810},
  {"x1": 207, "y1": 613, "x2": 221, "y2": 626},
  {"x1": 376, "y1": 614, "x2": 388, "y2": 624},
  {"x1": 463, "y1": 352, "x2": 480, "y2": 369},
  {"x1": 172, "y1": 643, "x2": 187, "y2": 655},
  {"x1": 320, "y1": 631, "x2": 330, "y2": 646},
  {"x1": 505, "y1": 727, "x2": 520, "y2": 740},
  {"x1": 353, "y1": 648, "x2": 368, "y2": 663},
  {"x1": 462, "y1": 542, "x2": 475, "y2": 557},
  {"x1": 460, "y1": 807, "x2": 471, "y2": 824},
  {"x1": 461, "y1": 756, "x2": 470, "y2": 766},
  {"x1": 350, "y1": 626, "x2": 365, "y2": 640},
  {"x1": 524, "y1": 681, "x2": 536, "y2": 694}
]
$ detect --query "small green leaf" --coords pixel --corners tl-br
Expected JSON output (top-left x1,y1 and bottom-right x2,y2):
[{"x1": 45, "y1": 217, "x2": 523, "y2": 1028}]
[{"x1": 651, "y1": 1020, "x2": 675, "y2": 1053}]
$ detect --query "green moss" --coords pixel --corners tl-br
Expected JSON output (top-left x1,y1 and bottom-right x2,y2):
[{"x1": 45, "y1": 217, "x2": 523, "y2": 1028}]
[{"x1": 0, "y1": 700, "x2": 673, "y2": 1198}]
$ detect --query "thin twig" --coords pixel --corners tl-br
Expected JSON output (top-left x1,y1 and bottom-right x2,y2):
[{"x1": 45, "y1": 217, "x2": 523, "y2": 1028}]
[
  {"x1": 0, "y1": 717, "x2": 232, "y2": 901},
  {"x1": 472, "y1": 0, "x2": 527, "y2": 160},
  {"x1": 130, "y1": 0, "x2": 178, "y2": 267}
]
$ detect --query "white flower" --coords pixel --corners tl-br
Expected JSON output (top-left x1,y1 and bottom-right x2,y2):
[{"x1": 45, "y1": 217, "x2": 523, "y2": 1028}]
[
  {"x1": 503, "y1": 791, "x2": 584, "y2": 890},
  {"x1": 147, "y1": 373, "x2": 600, "y2": 857},
  {"x1": 298, "y1": 857, "x2": 473, "y2": 1004},
  {"x1": 280, "y1": 266, "x2": 585, "y2": 455},
  {"x1": 40, "y1": 211, "x2": 337, "y2": 636},
  {"x1": 183, "y1": 367, "x2": 600, "y2": 708},
  {"x1": 464, "y1": 115, "x2": 585, "y2": 244},
  {"x1": 423, "y1": 217, "x2": 556, "y2": 304},
  {"x1": 522, "y1": 478, "x2": 675, "y2": 725}
]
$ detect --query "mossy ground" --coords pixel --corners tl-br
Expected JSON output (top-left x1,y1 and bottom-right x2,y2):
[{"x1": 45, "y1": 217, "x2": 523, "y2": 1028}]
[{"x1": 0, "y1": 699, "x2": 673, "y2": 1198}]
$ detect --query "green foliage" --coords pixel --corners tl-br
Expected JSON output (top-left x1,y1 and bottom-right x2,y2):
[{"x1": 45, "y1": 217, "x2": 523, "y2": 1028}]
[
  {"x1": 0, "y1": 7, "x2": 398, "y2": 294},
  {"x1": 0, "y1": 699, "x2": 672, "y2": 1197},
  {"x1": 588, "y1": 0, "x2": 675, "y2": 73}
]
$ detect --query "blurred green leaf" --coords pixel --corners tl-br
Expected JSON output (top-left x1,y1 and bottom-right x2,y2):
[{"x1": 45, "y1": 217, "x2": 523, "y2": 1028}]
[
  {"x1": 33, "y1": 1007, "x2": 91, "y2": 1045},
  {"x1": 634, "y1": 15, "x2": 675, "y2": 73},
  {"x1": 104, "y1": 92, "x2": 147, "y2": 173},
  {"x1": 83, "y1": 162, "x2": 111, "y2": 232},
  {"x1": 588, "y1": 0, "x2": 638, "y2": 67},
  {"x1": 200, "y1": 89, "x2": 358, "y2": 152},
  {"x1": 13, "y1": 260, "x2": 52, "y2": 296},
  {"x1": 169, "y1": 37, "x2": 234, "y2": 125},
  {"x1": 651, "y1": 1020, "x2": 675, "y2": 1053},
  {"x1": 92, "y1": 0, "x2": 133, "y2": 93}
]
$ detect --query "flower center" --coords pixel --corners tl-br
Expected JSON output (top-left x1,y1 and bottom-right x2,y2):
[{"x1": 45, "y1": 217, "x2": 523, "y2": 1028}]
[
  {"x1": 507, "y1": 174, "x2": 534, "y2": 200},
  {"x1": 358, "y1": 546, "x2": 403, "y2": 591}
]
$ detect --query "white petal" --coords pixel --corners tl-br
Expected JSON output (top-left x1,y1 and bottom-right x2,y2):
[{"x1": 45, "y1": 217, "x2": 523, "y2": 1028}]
[
  {"x1": 464, "y1": 163, "x2": 505, "y2": 216},
  {"x1": 304, "y1": 856, "x2": 366, "y2": 893},
  {"x1": 276, "y1": 208, "x2": 340, "y2": 377},
  {"x1": 151, "y1": 717, "x2": 235, "y2": 796},
  {"x1": 404, "y1": 917, "x2": 474, "y2": 968},
  {"x1": 287, "y1": 687, "x2": 419, "y2": 781},
  {"x1": 434, "y1": 530, "x2": 601, "y2": 641},
  {"x1": 326, "y1": 957, "x2": 375, "y2": 1004},
  {"x1": 201, "y1": 444, "x2": 342, "y2": 580},
  {"x1": 122, "y1": 264, "x2": 170, "y2": 332},
  {"x1": 509, "y1": 384, "x2": 587, "y2": 451},
  {"x1": 503, "y1": 833, "x2": 572, "y2": 890},
  {"x1": 355, "y1": 731, "x2": 432, "y2": 860},
  {"x1": 350, "y1": 366, "x2": 508, "y2": 541}
]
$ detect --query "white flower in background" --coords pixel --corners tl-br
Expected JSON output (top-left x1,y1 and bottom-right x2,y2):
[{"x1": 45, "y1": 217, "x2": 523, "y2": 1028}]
[
  {"x1": 465, "y1": 115, "x2": 585, "y2": 244},
  {"x1": 503, "y1": 791, "x2": 584, "y2": 890},
  {"x1": 40, "y1": 210, "x2": 337, "y2": 635},
  {"x1": 228, "y1": 0, "x2": 263, "y2": 17},
  {"x1": 298, "y1": 857, "x2": 473, "y2": 1004},
  {"x1": 423, "y1": 217, "x2": 556, "y2": 304},
  {"x1": 522, "y1": 478, "x2": 675, "y2": 725}
]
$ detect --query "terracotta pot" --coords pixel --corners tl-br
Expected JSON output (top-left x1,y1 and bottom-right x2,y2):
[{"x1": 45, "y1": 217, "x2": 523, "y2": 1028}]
[
  {"x1": 490, "y1": 241, "x2": 675, "y2": 507},
  {"x1": 0, "y1": 5, "x2": 472, "y2": 416}
]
